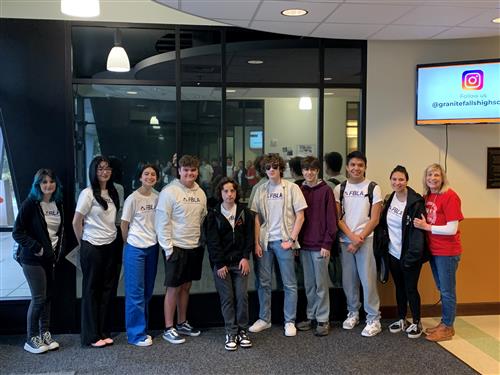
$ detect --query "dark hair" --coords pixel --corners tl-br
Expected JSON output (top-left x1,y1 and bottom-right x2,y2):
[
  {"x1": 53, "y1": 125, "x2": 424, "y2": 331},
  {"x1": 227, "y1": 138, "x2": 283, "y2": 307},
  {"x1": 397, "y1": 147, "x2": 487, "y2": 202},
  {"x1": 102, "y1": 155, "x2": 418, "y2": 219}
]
[
  {"x1": 262, "y1": 154, "x2": 286, "y2": 178},
  {"x1": 215, "y1": 177, "x2": 240, "y2": 203},
  {"x1": 89, "y1": 156, "x2": 119, "y2": 211},
  {"x1": 346, "y1": 150, "x2": 367, "y2": 166},
  {"x1": 390, "y1": 165, "x2": 409, "y2": 181},
  {"x1": 138, "y1": 163, "x2": 160, "y2": 185},
  {"x1": 288, "y1": 157, "x2": 303, "y2": 177},
  {"x1": 254, "y1": 155, "x2": 266, "y2": 178},
  {"x1": 301, "y1": 156, "x2": 321, "y2": 171},
  {"x1": 108, "y1": 156, "x2": 123, "y2": 184},
  {"x1": 28, "y1": 169, "x2": 63, "y2": 203},
  {"x1": 324, "y1": 151, "x2": 343, "y2": 172},
  {"x1": 178, "y1": 154, "x2": 200, "y2": 169}
]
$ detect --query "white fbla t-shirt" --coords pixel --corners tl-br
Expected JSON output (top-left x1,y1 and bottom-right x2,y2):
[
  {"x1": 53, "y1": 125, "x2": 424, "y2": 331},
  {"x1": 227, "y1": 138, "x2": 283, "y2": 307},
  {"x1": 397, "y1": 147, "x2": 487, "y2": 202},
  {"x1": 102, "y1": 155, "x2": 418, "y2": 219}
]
[
  {"x1": 334, "y1": 180, "x2": 383, "y2": 242},
  {"x1": 387, "y1": 195, "x2": 406, "y2": 260},
  {"x1": 266, "y1": 182, "x2": 284, "y2": 241},
  {"x1": 121, "y1": 190, "x2": 159, "y2": 248},
  {"x1": 76, "y1": 187, "x2": 117, "y2": 246},
  {"x1": 40, "y1": 201, "x2": 61, "y2": 249},
  {"x1": 221, "y1": 204, "x2": 237, "y2": 229}
]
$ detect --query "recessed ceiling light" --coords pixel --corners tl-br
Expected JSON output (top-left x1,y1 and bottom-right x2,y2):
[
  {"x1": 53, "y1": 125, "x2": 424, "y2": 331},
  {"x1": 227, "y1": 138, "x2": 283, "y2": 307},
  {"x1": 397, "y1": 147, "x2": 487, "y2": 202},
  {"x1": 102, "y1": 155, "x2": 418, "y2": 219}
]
[
  {"x1": 492, "y1": 17, "x2": 500, "y2": 24},
  {"x1": 152, "y1": 125, "x2": 161, "y2": 130},
  {"x1": 126, "y1": 91, "x2": 137, "y2": 95},
  {"x1": 226, "y1": 89, "x2": 236, "y2": 93},
  {"x1": 281, "y1": 9, "x2": 308, "y2": 17},
  {"x1": 324, "y1": 77, "x2": 332, "y2": 81},
  {"x1": 247, "y1": 60, "x2": 264, "y2": 65},
  {"x1": 325, "y1": 92, "x2": 334, "y2": 96}
]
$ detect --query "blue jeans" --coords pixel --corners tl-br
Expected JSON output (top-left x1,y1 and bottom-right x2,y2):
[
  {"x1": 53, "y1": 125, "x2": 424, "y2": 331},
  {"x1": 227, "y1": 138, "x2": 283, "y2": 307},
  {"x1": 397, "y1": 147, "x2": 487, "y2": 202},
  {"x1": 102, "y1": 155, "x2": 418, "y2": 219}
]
[
  {"x1": 124, "y1": 243, "x2": 159, "y2": 344},
  {"x1": 430, "y1": 255, "x2": 460, "y2": 327},
  {"x1": 300, "y1": 250, "x2": 330, "y2": 323},
  {"x1": 340, "y1": 237, "x2": 381, "y2": 322},
  {"x1": 257, "y1": 240, "x2": 297, "y2": 323}
]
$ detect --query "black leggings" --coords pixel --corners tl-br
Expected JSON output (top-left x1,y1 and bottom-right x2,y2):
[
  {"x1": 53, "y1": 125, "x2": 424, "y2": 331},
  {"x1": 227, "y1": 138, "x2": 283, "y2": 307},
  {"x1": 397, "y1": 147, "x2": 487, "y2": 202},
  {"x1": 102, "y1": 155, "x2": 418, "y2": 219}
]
[
  {"x1": 22, "y1": 262, "x2": 54, "y2": 341},
  {"x1": 388, "y1": 254, "x2": 422, "y2": 323}
]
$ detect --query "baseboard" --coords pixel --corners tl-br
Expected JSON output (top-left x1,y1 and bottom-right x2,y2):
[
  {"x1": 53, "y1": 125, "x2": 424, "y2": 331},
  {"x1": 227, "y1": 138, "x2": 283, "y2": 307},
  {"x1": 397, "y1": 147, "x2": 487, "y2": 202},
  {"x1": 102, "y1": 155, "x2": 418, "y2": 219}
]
[{"x1": 381, "y1": 302, "x2": 500, "y2": 319}]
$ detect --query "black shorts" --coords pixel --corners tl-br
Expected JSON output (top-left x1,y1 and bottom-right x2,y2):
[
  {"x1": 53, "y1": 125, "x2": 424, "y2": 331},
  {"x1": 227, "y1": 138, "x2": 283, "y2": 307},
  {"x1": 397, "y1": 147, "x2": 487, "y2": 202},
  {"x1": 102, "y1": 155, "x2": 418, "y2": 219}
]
[{"x1": 163, "y1": 246, "x2": 204, "y2": 287}]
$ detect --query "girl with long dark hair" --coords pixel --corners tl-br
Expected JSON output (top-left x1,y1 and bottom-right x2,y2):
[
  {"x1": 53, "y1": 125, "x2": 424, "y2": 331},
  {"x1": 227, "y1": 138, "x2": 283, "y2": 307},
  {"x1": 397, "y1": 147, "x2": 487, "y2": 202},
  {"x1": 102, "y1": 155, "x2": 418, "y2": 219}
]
[
  {"x1": 72, "y1": 156, "x2": 120, "y2": 347},
  {"x1": 13, "y1": 169, "x2": 64, "y2": 353}
]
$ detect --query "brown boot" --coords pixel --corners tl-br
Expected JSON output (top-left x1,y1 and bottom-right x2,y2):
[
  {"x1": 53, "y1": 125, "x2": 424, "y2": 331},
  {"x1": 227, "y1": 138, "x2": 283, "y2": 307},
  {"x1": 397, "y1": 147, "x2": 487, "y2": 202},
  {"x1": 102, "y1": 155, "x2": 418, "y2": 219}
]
[
  {"x1": 425, "y1": 325, "x2": 454, "y2": 342},
  {"x1": 425, "y1": 322, "x2": 444, "y2": 334}
]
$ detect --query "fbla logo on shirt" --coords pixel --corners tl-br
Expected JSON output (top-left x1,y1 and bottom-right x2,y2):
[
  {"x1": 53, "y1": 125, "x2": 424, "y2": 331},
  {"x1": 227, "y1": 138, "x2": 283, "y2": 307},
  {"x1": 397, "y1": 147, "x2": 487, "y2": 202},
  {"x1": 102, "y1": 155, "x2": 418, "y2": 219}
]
[
  {"x1": 140, "y1": 204, "x2": 155, "y2": 211},
  {"x1": 345, "y1": 190, "x2": 365, "y2": 197},
  {"x1": 389, "y1": 206, "x2": 403, "y2": 217},
  {"x1": 267, "y1": 192, "x2": 283, "y2": 199},
  {"x1": 45, "y1": 209, "x2": 59, "y2": 216},
  {"x1": 183, "y1": 196, "x2": 201, "y2": 203}
]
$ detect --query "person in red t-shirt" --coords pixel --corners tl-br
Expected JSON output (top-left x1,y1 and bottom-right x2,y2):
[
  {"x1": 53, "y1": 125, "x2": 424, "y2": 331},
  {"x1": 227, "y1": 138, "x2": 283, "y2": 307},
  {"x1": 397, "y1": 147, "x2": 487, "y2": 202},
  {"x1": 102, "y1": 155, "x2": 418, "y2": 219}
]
[{"x1": 414, "y1": 163, "x2": 463, "y2": 342}]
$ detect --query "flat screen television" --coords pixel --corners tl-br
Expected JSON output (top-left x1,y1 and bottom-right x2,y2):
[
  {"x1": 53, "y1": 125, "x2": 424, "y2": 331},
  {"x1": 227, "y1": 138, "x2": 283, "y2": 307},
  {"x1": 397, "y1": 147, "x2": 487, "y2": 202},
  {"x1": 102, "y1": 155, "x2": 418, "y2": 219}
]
[
  {"x1": 416, "y1": 59, "x2": 500, "y2": 125},
  {"x1": 249, "y1": 130, "x2": 263, "y2": 149}
]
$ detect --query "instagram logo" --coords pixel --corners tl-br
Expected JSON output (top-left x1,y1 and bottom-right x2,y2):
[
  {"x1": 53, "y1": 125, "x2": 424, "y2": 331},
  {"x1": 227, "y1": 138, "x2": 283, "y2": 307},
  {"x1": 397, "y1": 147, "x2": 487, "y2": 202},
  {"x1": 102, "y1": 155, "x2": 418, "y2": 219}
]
[{"x1": 462, "y1": 70, "x2": 484, "y2": 90}]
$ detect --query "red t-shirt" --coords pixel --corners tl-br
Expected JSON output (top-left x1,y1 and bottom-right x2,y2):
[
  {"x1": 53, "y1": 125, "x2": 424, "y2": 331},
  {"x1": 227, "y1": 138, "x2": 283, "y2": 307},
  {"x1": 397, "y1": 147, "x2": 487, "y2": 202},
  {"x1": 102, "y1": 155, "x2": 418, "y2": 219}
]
[{"x1": 425, "y1": 188, "x2": 464, "y2": 256}]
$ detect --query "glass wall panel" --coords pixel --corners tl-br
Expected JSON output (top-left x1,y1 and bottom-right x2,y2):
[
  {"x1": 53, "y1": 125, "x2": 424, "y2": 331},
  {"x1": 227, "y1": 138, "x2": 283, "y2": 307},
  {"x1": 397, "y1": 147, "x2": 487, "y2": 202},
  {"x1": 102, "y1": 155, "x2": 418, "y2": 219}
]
[
  {"x1": 324, "y1": 47, "x2": 363, "y2": 85},
  {"x1": 323, "y1": 88, "x2": 361, "y2": 180},
  {"x1": 180, "y1": 29, "x2": 222, "y2": 83},
  {"x1": 74, "y1": 84, "x2": 176, "y2": 297}
]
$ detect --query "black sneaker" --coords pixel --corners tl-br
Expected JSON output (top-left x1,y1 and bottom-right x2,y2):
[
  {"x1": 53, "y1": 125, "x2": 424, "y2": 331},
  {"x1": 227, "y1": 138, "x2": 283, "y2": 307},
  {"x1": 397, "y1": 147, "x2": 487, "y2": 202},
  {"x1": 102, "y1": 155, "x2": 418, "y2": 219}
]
[
  {"x1": 176, "y1": 321, "x2": 201, "y2": 337},
  {"x1": 162, "y1": 328, "x2": 186, "y2": 344},
  {"x1": 296, "y1": 319, "x2": 315, "y2": 331},
  {"x1": 225, "y1": 334, "x2": 238, "y2": 351},
  {"x1": 314, "y1": 321, "x2": 330, "y2": 337},
  {"x1": 237, "y1": 330, "x2": 252, "y2": 348},
  {"x1": 24, "y1": 336, "x2": 49, "y2": 354},
  {"x1": 388, "y1": 319, "x2": 410, "y2": 333},
  {"x1": 42, "y1": 331, "x2": 60, "y2": 350},
  {"x1": 406, "y1": 322, "x2": 423, "y2": 339}
]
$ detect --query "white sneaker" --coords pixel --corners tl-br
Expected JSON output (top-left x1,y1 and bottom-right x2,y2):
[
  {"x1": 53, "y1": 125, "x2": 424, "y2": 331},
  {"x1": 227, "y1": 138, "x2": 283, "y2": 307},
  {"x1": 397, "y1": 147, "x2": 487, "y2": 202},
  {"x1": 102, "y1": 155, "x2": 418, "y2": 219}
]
[
  {"x1": 342, "y1": 312, "x2": 360, "y2": 330},
  {"x1": 249, "y1": 319, "x2": 271, "y2": 333},
  {"x1": 134, "y1": 335, "x2": 153, "y2": 347},
  {"x1": 284, "y1": 322, "x2": 297, "y2": 337},
  {"x1": 361, "y1": 320, "x2": 382, "y2": 337}
]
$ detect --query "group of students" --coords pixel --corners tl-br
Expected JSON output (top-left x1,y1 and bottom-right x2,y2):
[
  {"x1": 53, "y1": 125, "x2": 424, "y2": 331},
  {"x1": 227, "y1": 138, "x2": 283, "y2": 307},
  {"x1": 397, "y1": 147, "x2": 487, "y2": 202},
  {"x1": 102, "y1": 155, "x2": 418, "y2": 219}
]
[{"x1": 12, "y1": 150, "x2": 463, "y2": 354}]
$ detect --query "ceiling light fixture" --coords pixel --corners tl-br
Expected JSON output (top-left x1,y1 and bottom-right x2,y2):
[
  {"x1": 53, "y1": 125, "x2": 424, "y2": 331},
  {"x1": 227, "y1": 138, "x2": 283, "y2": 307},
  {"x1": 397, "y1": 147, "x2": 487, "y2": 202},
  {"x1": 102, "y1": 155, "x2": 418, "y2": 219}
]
[
  {"x1": 325, "y1": 92, "x2": 334, "y2": 96},
  {"x1": 247, "y1": 60, "x2": 264, "y2": 65},
  {"x1": 492, "y1": 17, "x2": 500, "y2": 24},
  {"x1": 299, "y1": 97, "x2": 312, "y2": 110},
  {"x1": 106, "y1": 29, "x2": 130, "y2": 73},
  {"x1": 150, "y1": 116, "x2": 159, "y2": 125},
  {"x1": 324, "y1": 77, "x2": 333, "y2": 81},
  {"x1": 61, "y1": 0, "x2": 100, "y2": 17},
  {"x1": 126, "y1": 91, "x2": 137, "y2": 95},
  {"x1": 281, "y1": 9, "x2": 308, "y2": 17},
  {"x1": 226, "y1": 89, "x2": 236, "y2": 93}
]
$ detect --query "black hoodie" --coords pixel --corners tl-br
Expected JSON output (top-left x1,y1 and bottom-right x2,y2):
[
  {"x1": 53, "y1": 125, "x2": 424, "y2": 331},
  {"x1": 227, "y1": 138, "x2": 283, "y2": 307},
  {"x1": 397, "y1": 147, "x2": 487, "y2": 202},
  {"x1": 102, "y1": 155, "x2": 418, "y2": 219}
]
[
  {"x1": 13, "y1": 197, "x2": 64, "y2": 266},
  {"x1": 380, "y1": 187, "x2": 429, "y2": 268},
  {"x1": 206, "y1": 203, "x2": 254, "y2": 270}
]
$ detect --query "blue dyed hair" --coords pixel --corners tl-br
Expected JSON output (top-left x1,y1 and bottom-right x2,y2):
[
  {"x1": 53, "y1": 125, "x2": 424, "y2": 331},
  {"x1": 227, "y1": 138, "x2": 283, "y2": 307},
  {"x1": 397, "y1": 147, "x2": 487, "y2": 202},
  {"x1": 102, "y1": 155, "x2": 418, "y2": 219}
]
[{"x1": 28, "y1": 168, "x2": 63, "y2": 203}]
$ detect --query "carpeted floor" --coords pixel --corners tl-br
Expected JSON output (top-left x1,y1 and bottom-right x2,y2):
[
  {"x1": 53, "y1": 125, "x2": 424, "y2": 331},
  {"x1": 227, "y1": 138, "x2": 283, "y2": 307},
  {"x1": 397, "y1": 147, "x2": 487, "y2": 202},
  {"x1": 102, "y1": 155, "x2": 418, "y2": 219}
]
[{"x1": 0, "y1": 322, "x2": 478, "y2": 375}]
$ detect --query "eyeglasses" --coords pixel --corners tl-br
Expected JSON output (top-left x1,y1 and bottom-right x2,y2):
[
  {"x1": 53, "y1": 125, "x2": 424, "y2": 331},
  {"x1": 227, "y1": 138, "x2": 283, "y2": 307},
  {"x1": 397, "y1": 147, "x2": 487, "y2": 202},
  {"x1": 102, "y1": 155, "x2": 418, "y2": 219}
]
[
  {"x1": 97, "y1": 167, "x2": 112, "y2": 173},
  {"x1": 265, "y1": 163, "x2": 279, "y2": 171}
]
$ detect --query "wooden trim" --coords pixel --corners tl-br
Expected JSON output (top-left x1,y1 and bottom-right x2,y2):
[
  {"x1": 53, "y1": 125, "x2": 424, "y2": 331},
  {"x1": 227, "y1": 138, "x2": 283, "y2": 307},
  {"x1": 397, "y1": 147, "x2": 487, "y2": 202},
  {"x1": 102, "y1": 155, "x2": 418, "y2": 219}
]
[{"x1": 381, "y1": 302, "x2": 500, "y2": 319}]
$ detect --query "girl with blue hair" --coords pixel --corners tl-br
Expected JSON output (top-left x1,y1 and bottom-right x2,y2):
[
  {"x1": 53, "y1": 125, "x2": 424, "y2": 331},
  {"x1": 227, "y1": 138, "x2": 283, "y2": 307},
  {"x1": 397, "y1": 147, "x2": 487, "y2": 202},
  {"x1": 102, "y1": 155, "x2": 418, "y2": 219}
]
[{"x1": 13, "y1": 168, "x2": 64, "y2": 354}]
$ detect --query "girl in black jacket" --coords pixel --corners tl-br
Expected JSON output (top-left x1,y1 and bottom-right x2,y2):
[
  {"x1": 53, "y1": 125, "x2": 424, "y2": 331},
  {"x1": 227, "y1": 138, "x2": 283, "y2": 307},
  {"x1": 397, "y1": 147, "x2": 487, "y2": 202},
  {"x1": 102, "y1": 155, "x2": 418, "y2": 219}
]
[
  {"x1": 206, "y1": 177, "x2": 254, "y2": 351},
  {"x1": 13, "y1": 169, "x2": 64, "y2": 354},
  {"x1": 380, "y1": 165, "x2": 428, "y2": 339}
]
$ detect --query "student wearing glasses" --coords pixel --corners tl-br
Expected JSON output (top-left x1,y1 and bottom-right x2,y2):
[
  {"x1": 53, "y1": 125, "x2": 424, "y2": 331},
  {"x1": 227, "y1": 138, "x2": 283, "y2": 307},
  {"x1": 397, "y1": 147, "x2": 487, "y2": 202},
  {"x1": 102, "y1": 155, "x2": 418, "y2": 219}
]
[
  {"x1": 72, "y1": 156, "x2": 120, "y2": 348},
  {"x1": 249, "y1": 154, "x2": 307, "y2": 337}
]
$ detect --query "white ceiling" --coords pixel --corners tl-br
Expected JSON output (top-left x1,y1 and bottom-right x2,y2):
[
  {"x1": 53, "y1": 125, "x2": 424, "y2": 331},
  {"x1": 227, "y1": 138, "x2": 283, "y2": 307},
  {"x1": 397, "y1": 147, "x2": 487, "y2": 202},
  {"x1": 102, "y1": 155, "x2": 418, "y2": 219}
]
[{"x1": 155, "y1": 0, "x2": 500, "y2": 40}]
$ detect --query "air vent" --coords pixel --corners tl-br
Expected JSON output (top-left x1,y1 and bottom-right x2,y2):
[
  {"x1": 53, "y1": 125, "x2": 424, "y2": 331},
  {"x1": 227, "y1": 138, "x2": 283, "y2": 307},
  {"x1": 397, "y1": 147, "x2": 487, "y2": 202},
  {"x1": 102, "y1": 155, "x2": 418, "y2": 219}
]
[{"x1": 155, "y1": 32, "x2": 193, "y2": 53}]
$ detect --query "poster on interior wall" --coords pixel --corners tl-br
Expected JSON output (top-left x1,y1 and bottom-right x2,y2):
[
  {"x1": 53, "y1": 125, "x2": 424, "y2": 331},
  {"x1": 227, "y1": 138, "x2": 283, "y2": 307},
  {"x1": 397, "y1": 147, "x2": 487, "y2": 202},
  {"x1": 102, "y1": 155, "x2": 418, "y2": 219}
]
[
  {"x1": 296, "y1": 144, "x2": 315, "y2": 157},
  {"x1": 486, "y1": 147, "x2": 500, "y2": 189}
]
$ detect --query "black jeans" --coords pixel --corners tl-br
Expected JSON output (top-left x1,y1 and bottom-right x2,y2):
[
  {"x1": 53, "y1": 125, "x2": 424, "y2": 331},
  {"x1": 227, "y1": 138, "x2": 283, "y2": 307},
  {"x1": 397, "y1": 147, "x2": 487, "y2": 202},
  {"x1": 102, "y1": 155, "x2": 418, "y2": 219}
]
[
  {"x1": 80, "y1": 240, "x2": 117, "y2": 345},
  {"x1": 22, "y1": 262, "x2": 54, "y2": 341},
  {"x1": 213, "y1": 265, "x2": 249, "y2": 335},
  {"x1": 388, "y1": 254, "x2": 422, "y2": 323}
]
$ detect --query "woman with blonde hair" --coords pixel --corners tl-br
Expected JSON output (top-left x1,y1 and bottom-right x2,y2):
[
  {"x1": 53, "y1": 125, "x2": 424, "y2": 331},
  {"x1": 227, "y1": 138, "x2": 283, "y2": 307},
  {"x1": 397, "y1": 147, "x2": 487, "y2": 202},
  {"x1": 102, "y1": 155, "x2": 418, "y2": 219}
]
[{"x1": 414, "y1": 163, "x2": 463, "y2": 342}]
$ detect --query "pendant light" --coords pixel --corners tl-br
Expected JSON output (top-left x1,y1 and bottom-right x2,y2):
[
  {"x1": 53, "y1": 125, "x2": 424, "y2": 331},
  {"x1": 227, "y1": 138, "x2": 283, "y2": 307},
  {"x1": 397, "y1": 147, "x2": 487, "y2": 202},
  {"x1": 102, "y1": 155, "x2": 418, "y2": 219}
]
[
  {"x1": 106, "y1": 29, "x2": 130, "y2": 73},
  {"x1": 61, "y1": 0, "x2": 100, "y2": 17}
]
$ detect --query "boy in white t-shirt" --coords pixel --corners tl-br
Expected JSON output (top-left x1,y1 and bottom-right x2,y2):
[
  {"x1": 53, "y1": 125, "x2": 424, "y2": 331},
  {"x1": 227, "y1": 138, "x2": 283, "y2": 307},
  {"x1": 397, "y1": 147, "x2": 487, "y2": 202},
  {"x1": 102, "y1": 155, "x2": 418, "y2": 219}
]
[{"x1": 334, "y1": 151, "x2": 383, "y2": 337}]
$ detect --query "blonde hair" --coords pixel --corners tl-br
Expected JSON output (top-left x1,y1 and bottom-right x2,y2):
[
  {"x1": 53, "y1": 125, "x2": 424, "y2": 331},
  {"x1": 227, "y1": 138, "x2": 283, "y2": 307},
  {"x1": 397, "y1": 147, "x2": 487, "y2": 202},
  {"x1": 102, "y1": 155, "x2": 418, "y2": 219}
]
[{"x1": 423, "y1": 163, "x2": 449, "y2": 196}]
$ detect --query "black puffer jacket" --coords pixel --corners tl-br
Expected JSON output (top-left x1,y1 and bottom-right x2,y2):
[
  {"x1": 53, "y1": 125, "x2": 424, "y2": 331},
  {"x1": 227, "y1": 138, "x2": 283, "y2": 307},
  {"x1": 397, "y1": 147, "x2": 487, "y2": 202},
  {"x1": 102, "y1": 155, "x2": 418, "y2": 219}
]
[
  {"x1": 206, "y1": 203, "x2": 254, "y2": 269},
  {"x1": 380, "y1": 187, "x2": 429, "y2": 268},
  {"x1": 12, "y1": 197, "x2": 64, "y2": 266}
]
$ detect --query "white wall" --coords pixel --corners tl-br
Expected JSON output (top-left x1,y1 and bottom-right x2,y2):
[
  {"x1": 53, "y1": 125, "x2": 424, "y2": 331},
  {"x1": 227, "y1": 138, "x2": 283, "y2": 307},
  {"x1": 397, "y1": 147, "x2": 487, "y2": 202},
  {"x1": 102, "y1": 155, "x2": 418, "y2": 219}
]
[{"x1": 367, "y1": 37, "x2": 500, "y2": 218}]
